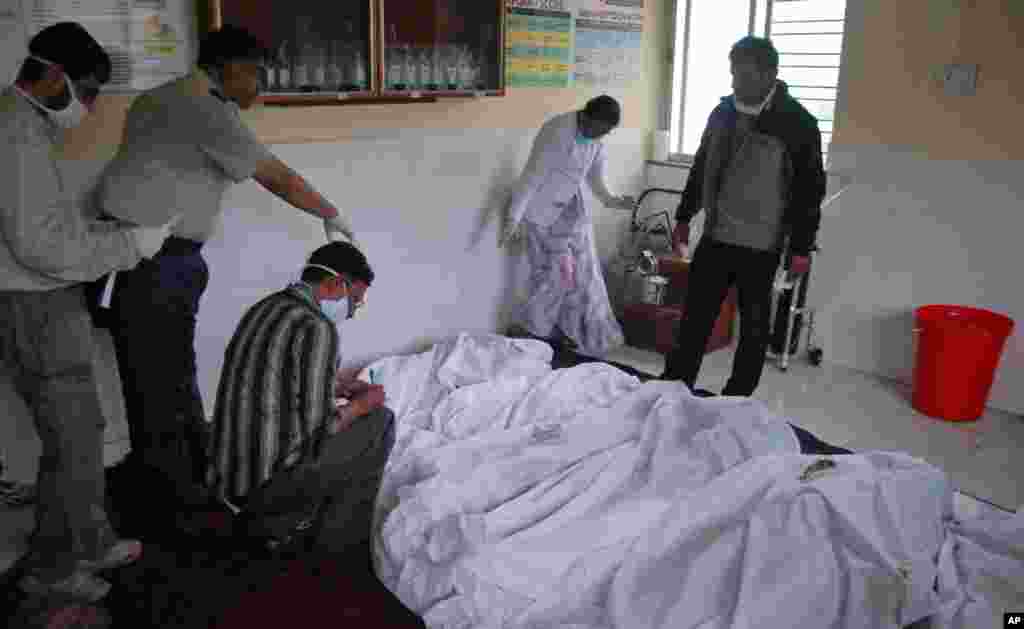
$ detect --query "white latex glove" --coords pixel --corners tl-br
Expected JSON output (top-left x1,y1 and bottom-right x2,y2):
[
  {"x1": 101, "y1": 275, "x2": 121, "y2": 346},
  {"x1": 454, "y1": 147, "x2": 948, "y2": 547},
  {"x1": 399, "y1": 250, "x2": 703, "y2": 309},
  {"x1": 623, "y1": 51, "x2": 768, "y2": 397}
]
[
  {"x1": 323, "y1": 212, "x2": 355, "y2": 244},
  {"x1": 616, "y1": 195, "x2": 636, "y2": 210},
  {"x1": 131, "y1": 214, "x2": 181, "y2": 259},
  {"x1": 557, "y1": 253, "x2": 576, "y2": 290}
]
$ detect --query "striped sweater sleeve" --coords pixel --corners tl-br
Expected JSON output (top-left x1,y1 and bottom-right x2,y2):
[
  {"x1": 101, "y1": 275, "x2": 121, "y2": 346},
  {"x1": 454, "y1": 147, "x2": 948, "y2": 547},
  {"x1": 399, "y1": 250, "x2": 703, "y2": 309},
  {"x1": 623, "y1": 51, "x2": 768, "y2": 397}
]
[{"x1": 278, "y1": 315, "x2": 338, "y2": 472}]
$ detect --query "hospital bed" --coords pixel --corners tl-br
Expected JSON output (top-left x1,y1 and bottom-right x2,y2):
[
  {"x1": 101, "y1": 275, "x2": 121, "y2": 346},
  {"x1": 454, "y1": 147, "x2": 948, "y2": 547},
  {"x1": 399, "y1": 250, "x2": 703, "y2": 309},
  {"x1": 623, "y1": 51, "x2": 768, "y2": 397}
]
[{"x1": 361, "y1": 333, "x2": 1023, "y2": 629}]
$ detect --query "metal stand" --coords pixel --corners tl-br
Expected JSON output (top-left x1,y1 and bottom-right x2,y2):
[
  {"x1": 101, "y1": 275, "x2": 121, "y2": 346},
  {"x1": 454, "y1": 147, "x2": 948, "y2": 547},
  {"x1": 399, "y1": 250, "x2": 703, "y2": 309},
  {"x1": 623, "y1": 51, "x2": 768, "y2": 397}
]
[
  {"x1": 767, "y1": 274, "x2": 806, "y2": 371},
  {"x1": 767, "y1": 250, "x2": 820, "y2": 372},
  {"x1": 615, "y1": 188, "x2": 685, "y2": 314}
]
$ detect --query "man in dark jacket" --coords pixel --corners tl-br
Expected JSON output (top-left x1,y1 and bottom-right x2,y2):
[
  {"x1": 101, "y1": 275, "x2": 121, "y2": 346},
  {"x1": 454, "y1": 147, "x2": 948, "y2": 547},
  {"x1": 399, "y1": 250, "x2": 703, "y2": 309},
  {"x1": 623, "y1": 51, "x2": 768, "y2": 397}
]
[{"x1": 662, "y1": 36, "x2": 826, "y2": 397}]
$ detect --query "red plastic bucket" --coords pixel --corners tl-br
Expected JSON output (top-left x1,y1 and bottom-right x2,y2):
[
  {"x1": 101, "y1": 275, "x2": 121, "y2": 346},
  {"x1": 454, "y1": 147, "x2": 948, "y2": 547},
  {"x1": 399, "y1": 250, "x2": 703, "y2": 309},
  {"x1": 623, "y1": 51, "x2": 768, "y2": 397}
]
[{"x1": 912, "y1": 305, "x2": 1015, "y2": 422}]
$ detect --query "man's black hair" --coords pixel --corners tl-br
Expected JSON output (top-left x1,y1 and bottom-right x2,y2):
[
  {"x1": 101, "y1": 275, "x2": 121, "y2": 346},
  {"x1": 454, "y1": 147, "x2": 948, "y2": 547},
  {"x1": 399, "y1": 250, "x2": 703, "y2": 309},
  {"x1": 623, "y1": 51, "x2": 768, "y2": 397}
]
[
  {"x1": 197, "y1": 24, "x2": 270, "y2": 70},
  {"x1": 301, "y1": 242, "x2": 375, "y2": 286},
  {"x1": 583, "y1": 95, "x2": 621, "y2": 126},
  {"x1": 19, "y1": 22, "x2": 112, "y2": 84},
  {"x1": 729, "y1": 36, "x2": 779, "y2": 73}
]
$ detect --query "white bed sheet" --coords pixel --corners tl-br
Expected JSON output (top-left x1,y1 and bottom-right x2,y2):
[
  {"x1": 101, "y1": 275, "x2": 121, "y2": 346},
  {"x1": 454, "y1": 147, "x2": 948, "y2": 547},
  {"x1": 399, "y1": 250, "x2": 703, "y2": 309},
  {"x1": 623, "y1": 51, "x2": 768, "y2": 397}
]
[{"x1": 363, "y1": 333, "x2": 1024, "y2": 629}]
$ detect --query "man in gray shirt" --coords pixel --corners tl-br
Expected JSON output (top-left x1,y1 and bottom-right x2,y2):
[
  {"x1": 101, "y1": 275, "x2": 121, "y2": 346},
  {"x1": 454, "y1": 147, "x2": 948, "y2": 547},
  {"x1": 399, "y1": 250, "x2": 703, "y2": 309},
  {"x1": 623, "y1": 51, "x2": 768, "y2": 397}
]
[
  {"x1": 95, "y1": 25, "x2": 355, "y2": 540},
  {"x1": 662, "y1": 36, "x2": 825, "y2": 397},
  {"x1": 1, "y1": 22, "x2": 174, "y2": 601}
]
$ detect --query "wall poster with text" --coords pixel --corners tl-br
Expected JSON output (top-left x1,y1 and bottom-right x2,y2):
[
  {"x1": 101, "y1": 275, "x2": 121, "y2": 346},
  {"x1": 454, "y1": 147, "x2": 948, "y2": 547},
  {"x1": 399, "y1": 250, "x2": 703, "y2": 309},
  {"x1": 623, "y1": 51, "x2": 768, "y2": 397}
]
[
  {"x1": 574, "y1": 0, "x2": 644, "y2": 87},
  {"x1": 506, "y1": 0, "x2": 572, "y2": 88}
]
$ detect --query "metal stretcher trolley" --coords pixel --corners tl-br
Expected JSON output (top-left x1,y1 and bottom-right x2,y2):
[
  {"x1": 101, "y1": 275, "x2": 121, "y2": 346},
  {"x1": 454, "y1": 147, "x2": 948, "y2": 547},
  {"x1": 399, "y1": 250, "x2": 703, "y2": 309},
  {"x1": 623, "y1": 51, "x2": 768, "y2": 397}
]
[
  {"x1": 767, "y1": 247, "x2": 823, "y2": 371},
  {"x1": 620, "y1": 188, "x2": 824, "y2": 371}
]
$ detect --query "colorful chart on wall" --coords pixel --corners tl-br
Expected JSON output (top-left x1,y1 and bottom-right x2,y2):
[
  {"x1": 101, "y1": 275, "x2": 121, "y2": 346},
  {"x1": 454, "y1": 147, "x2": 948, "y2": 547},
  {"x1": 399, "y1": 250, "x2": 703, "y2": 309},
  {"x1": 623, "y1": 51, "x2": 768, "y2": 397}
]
[
  {"x1": 505, "y1": 0, "x2": 646, "y2": 89},
  {"x1": 505, "y1": 0, "x2": 573, "y2": 88},
  {"x1": 574, "y1": 0, "x2": 644, "y2": 87}
]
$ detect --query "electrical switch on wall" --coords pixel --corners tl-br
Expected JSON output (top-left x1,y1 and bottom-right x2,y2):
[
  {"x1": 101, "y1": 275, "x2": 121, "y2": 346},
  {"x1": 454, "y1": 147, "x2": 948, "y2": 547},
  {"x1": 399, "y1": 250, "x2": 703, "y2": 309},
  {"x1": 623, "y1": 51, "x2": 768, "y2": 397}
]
[{"x1": 943, "y1": 63, "x2": 978, "y2": 96}]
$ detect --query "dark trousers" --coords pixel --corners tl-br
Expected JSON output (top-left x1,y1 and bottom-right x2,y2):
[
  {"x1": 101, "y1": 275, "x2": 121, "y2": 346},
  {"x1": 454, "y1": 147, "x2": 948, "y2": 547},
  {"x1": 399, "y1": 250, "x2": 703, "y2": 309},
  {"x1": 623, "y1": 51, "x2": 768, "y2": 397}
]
[
  {"x1": 235, "y1": 407, "x2": 397, "y2": 555},
  {"x1": 0, "y1": 287, "x2": 117, "y2": 581},
  {"x1": 663, "y1": 238, "x2": 781, "y2": 397},
  {"x1": 107, "y1": 237, "x2": 211, "y2": 514}
]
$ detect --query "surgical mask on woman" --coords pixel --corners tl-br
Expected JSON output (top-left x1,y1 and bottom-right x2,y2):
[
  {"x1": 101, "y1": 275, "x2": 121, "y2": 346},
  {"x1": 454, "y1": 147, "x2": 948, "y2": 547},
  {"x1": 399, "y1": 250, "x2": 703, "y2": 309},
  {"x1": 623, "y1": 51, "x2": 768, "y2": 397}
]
[{"x1": 15, "y1": 55, "x2": 88, "y2": 130}]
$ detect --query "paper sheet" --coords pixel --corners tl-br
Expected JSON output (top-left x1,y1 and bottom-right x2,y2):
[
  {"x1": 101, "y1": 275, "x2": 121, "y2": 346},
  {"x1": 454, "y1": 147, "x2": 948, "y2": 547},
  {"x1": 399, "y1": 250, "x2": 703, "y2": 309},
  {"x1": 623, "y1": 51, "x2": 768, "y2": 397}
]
[{"x1": 574, "y1": 0, "x2": 644, "y2": 87}]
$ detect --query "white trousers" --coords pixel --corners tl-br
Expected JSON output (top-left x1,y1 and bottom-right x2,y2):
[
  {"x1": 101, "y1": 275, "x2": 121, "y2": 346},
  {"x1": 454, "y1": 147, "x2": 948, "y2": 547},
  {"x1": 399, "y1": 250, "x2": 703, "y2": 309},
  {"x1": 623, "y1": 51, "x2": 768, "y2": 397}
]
[{"x1": 518, "y1": 196, "x2": 624, "y2": 357}]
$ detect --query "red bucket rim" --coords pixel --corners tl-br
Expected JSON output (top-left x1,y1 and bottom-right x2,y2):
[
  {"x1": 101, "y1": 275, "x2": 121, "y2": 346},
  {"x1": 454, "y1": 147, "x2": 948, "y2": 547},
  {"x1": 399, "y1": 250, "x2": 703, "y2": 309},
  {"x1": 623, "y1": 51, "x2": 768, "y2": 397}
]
[{"x1": 915, "y1": 305, "x2": 1015, "y2": 336}]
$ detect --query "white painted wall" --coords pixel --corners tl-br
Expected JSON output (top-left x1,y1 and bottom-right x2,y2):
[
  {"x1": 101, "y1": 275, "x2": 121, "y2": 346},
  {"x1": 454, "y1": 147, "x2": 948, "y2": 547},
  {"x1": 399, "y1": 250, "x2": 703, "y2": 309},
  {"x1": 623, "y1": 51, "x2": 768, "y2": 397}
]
[
  {"x1": 815, "y1": 146, "x2": 1024, "y2": 415},
  {"x1": 812, "y1": 0, "x2": 1024, "y2": 416}
]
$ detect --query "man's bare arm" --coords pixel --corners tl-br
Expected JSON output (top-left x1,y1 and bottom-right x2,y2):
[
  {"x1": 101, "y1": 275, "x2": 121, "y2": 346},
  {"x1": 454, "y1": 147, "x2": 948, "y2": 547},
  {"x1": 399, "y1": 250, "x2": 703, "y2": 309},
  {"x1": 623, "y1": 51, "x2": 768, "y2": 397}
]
[{"x1": 252, "y1": 157, "x2": 340, "y2": 220}]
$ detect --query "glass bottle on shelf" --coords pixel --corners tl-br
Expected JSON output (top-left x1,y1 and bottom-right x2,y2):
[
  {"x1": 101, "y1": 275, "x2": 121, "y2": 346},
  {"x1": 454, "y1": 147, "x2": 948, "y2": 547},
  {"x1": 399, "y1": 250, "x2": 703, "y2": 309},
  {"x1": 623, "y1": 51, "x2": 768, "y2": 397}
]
[
  {"x1": 387, "y1": 25, "x2": 405, "y2": 90},
  {"x1": 402, "y1": 43, "x2": 417, "y2": 90},
  {"x1": 336, "y1": 40, "x2": 350, "y2": 91},
  {"x1": 295, "y1": 16, "x2": 314, "y2": 90},
  {"x1": 418, "y1": 47, "x2": 432, "y2": 91},
  {"x1": 312, "y1": 39, "x2": 327, "y2": 89},
  {"x1": 353, "y1": 47, "x2": 367, "y2": 91},
  {"x1": 326, "y1": 40, "x2": 341, "y2": 91},
  {"x1": 478, "y1": 24, "x2": 494, "y2": 90},
  {"x1": 294, "y1": 44, "x2": 310, "y2": 89},
  {"x1": 338, "y1": 20, "x2": 356, "y2": 91},
  {"x1": 475, "y1": 46, "x2": 488, "y2": 91},
  {"x1": 265, "y1": 55, "x2": 278, "y2": 92},
  {"x1": 403, "y1": 46, "x2": 417, "y2": 90},
  {"x1": 457, "y1": 47, "x2": 477, "y2": 91},
  {"x1": 444, "y1": 44, "x2": 459, "y2": 90},
  {"x1": 277, "y1": 41, "x2": 292, "y2": 91},
  {"x1": 429, "y1": 47, "x2": 442, "y2": 91}
]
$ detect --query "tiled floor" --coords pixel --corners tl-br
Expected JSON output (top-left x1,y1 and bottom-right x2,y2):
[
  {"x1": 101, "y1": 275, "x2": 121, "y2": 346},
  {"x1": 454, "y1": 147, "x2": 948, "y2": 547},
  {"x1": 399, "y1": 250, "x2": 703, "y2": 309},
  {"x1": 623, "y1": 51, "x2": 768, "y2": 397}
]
[{"x1": 606, "y1": 343, "x2": 1024, "y2": 512}]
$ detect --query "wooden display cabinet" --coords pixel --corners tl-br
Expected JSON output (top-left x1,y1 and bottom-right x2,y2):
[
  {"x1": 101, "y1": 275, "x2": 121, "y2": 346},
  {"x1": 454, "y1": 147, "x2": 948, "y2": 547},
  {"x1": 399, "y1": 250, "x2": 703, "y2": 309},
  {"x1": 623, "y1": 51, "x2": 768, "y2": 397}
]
[
  {"x1": 378, "y1": 0, "x2": 505, "y2": 98},
  {"x1": 205, "y1": 0, "x2": 505, "y2": 106}
]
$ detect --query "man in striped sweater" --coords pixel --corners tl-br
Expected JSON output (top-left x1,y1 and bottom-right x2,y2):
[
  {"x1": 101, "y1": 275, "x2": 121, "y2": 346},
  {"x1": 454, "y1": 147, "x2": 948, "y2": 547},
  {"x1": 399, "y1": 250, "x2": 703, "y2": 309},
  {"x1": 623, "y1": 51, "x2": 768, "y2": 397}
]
[{"x1": 208, "y1": 242, "x2": 394, "y2": 556}]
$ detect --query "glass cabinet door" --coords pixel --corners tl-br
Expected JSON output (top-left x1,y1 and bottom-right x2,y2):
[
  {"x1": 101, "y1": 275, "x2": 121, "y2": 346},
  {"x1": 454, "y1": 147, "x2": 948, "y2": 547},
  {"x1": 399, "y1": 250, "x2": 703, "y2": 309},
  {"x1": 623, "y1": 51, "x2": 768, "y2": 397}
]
[
  {"x1": 216, "y1": 0, "x2": 374, "y2": 96},
  {"x1": 378, "y1": 0, "x2": 504, "y2": 96}
]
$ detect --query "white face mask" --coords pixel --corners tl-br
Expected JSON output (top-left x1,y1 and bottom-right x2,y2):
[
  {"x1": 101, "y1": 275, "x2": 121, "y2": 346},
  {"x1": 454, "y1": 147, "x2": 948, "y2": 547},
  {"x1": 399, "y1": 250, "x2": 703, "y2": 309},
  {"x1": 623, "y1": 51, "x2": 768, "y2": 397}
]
[
  {"x1": 320, "y1": 297, "x2": 349, "y2": 326},
  {"x1": 734, "y1": 82, "x2": 777, "y2": 117},
  {"x1": 303, "y1": 263, "x2": 359, "y2": 322},
  {"x1": 17, "y1": 55, "x2": 88, "y2": 129}
]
